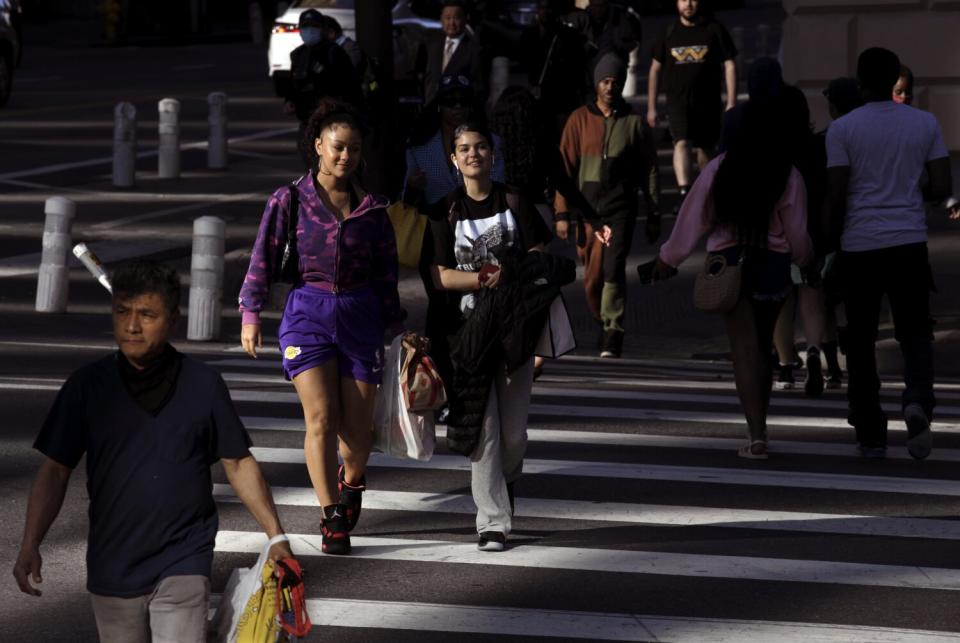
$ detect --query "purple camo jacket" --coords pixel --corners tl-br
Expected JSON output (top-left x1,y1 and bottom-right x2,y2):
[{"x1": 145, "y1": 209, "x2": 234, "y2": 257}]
[{"x1": 239, "y1": 173, "x2": 401, "y2": 327}]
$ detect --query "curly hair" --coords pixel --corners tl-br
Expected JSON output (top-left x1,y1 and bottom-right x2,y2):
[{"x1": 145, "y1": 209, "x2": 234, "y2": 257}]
[
  {"x1": 300, "y1": 99, "x2": 368, "y2": 172},
  {"x1": 491, "y1": 86, "x2": 539, "y2": 188}
]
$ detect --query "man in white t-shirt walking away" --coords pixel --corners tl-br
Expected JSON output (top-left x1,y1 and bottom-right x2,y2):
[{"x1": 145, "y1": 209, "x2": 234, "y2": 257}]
[{"x1": 826, "y1": 47, "x2": 954, "y2": 460}]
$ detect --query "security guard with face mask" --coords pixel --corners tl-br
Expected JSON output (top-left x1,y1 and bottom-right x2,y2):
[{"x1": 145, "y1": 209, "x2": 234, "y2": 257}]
[{"x1": 286, "y1": 9, "x2": 364, "y2": 124}]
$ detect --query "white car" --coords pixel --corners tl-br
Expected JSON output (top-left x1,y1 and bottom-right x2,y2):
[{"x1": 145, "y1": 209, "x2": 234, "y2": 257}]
[{"x1": 268, "y1": 0, "x2": 440, "y2": 97}]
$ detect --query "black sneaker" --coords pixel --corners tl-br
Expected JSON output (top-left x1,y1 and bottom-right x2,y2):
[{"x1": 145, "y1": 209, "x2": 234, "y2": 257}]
[
  {"x1": 904, "y1": 403, "x2": 932, "y2": 460},
  {"x1": 321, "y1": 504, "x2": 351, "y2": 555},
  {"x1": 775, "y1": 363, "x2": 796, "y2": 390},
  {"x1": 338, "y1": 464, "x2": 366, "y2": 532},
  {"x1": 477, "y1": 531, "x2": 506, "y2": 552},
  {"x1": 600, "y1": 329, "x2": 623, "y2": 358},
  {"x1": 804, "y1": 348, "x2": 824, "y2": 397}
]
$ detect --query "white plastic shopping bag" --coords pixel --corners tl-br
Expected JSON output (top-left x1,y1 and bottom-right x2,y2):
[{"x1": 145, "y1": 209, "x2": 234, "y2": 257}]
[
  {"x1": 373, "y1": 334, "x2": 436, "y2": 461},
  {"x1": 535, "y1": 295, "x2": 577, "y2": 358},
  {"x1": 214, "y1": 534, "x2": 290, "y2": 643}
]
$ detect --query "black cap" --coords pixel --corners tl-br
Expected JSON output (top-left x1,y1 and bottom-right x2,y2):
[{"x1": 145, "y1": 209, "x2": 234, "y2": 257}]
[{"x1": 298, "y1": 9, "x2": 324, "y2": 28}]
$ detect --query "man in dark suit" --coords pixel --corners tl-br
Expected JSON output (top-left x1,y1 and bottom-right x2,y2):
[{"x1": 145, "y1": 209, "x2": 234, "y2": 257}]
[{"x1": 421, "y1": 0, "x2": 486, "y2": 104}]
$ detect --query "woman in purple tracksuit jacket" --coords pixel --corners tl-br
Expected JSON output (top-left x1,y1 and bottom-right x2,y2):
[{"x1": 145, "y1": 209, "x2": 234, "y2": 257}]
[{"x1": 239, "y1": 101, "x2": 402, "y2": 555}]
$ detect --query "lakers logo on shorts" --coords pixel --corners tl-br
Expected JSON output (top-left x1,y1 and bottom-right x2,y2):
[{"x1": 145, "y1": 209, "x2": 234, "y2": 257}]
[{"x1": 284, "y1": 345, "x2": 302, "y2": 360}]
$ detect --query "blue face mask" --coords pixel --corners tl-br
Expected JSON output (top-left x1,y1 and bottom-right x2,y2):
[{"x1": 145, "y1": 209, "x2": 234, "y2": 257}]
[{"x1": 300, "y1": 27, "x2": 323, "y2": 45}]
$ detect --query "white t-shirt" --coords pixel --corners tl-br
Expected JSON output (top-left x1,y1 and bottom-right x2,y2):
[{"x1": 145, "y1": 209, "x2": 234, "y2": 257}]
[{"x1": 826, "y1": 101, "x2": 948, "y2": 252}]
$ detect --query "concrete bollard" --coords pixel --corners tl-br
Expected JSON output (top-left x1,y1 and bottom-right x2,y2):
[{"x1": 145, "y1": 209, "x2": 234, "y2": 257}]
[
  {"x1": 208, "y1": 92, "x2": 228, "y2": 170},
  {"x1": 112, "y1": 102, "x2": 136, "y2": 188},
  {"x1": 158, "y1": 98, "x2": 181, "y2": 179},
  {"x1": 487, "y1": 56, "x2": 511, "y2": 114},
  {"x1": 187, "y1": 216, "x2": 226, "y2": 341},
  {"x1": 36, "y1": 197, "x2": 76, "y2": 313},
  {"x1": 621, "y1": 46, "x2": 641, "y2": 99},
  {"x1": 249, "y1": 2, "x2": 264, "y2": 46}
]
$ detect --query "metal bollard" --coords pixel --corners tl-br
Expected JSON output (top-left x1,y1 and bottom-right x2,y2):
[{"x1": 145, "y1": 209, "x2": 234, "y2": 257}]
[
  {"x1": 112, "y1": 102, "x2": 136, "y2": 187},
  {"x1": 249, "y1": 2, "x2": 264, "y2": 46},
  {"x1": 621, "y1": 46, "x2": 641, "y2": 99},
  {"x1": 158, "y1": 98, "x2": 181, "y2": 179},
  {"x1": 487, "y1": 56, "x2": 511, "y2": 113},
  {"x1": 208, "y1": 92, "x2": 228, "y2": 170},
  {"x1": 187, "y1": 216, "x2": 226, "y2": 341},
  {"x1": 36, "y1": 197, "x2": 76, "y2": 313}
]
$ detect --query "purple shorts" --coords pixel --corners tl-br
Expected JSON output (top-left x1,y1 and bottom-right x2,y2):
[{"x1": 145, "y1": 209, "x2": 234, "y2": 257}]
[{"x1": 278, "y1": 284, "x2": 385, "y2": 384}]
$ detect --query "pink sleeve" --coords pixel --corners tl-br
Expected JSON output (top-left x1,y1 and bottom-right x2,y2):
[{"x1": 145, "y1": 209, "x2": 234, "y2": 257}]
[
  {"x1": 658, "y1": 158, "x2": 720, "y2": 268},
  {"x1": 779, "y1": 168, "x2": 813, "y2": 266}
]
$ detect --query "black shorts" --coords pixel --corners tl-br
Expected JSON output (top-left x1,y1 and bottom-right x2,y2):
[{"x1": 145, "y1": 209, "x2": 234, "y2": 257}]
[{"x1": 666, "y1": 93, "x2": 723, "y2": 150}]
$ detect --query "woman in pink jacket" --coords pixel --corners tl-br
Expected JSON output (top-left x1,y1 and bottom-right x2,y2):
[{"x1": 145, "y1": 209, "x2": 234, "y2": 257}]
[{"x1": 652, "y1": 101, "x2": 813, "y2": 459}]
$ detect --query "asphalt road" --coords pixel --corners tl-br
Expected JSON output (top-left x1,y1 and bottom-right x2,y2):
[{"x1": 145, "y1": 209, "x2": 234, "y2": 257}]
[{"x1": 2, "y1": 32, "x2": 960, "y2": 643}]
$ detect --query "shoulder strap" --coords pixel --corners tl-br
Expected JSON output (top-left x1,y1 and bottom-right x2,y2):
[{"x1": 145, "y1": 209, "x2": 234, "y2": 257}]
[{"x1": 287, "y1": 182, "x2": 300, "y2": 242}]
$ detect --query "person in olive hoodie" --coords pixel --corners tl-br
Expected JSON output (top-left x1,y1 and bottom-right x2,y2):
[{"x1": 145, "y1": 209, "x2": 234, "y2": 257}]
[{"x1": 554, "y1": 53, "x2": 661, "y2": 358}]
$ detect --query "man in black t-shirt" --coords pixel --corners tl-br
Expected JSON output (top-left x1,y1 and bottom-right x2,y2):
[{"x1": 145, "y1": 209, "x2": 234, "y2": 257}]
[
  {"x1": 647, "y1": 0, "x2": 737, "y2": 207},
  {"x1": 12, "y1": 261, "x2": 295, "y2": 643}
]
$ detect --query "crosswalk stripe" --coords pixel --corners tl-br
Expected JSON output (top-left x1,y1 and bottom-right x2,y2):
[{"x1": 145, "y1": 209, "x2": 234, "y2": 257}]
[
  {"x1": 213, "y1": 484, "x2": 960, "y2": 541},
  {"x1": 237, "y1": 597, "x2": 960, "y2": 642},
  {"x1": 523, "y1": 403, "x2": 960, "y2": 432},
  {"x1": 240, "y1": 416, "x2": 960, "y2": 462},
  {"x1": 209, "y1": 356, "x2": 960, "y2": 389},
  {"x1": 249, "y1": 447, "x2": 960, "y2": 497},
  {"x1": 227, "y1": 390, "x2": 960, "y2": 431},
  {"x1": 214, "y1": 530, "x2": 960, "y2": 591},
  {"x1": 223, "y1": 373, "x2": 960, "y2": 416}
]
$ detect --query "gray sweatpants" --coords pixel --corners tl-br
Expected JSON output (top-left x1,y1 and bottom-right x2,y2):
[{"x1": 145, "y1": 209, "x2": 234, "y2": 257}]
[
  {"x1": 90, "y1": 574, "x2": 209, "y2": 643},
  {"x1": 471, "y1": 358, "x2": 534, "y2": 536}
]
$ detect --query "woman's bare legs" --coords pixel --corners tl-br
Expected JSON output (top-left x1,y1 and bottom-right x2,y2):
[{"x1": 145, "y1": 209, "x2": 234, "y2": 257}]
[
  {"x1": 338, "y1": 376, "x2": 377, "y2": 485},
  {"x1": 724, "y1": 297, "x2": 783, "y2": 456},
  {"x1": 292, "y1": 360, "x2": 342, "y2": 507}
]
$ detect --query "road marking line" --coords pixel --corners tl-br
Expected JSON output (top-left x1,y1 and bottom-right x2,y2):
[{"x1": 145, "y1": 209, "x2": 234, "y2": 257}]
[
  {"x1": 0, "y1": 127, "x2": 296, "y2": 182},
  {"x1": 87, "y1": 191, "x2": 265, "y2": 229},
  {"x1": 218, "y1": 372, "x2": 960, "y2": 414},
  {"x1": 207, "y1": 597, "x2": 960, "y2": 642},
  {"x1": 215, "y1": 530, "x2": 960, "y2": 591},
  {"x1": 213, "y1": 484, "x2": 960, "y2": 540},
  {"x1": 239, "y1": 417, "x2": 960, "y2": 462},
  {"x1": 250, "y1": 447, "x2": 960, "y2": 497},
  {"x1": 0, "y1": 239, "x2": 186, "y2": 277},
  {"x1": 226, "y1": 389, "x2": 960, "y2": 425}
]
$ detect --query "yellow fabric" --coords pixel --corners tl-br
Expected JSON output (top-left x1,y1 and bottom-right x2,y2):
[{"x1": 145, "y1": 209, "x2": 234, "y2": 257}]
[
  {"x1": 236, "y1": 559, "x2": 281, "y2": 643},
  {"x1": 387, "y1": 201, "x2": 427, "y2": 269}
]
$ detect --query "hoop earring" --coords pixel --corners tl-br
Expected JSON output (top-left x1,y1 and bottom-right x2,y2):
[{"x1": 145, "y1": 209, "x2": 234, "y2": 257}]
[{"x1": 318, "y1": 156, "x2": 332, "y2": 176}]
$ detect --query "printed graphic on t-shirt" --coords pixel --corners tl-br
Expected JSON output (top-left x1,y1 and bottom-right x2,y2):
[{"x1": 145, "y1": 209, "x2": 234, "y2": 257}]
[
  {"x1": 453, "y1": 210, "x2": 519, "y2": 272},
  {"x1": 671, "y1": 45, "x2": 709, "y2": 64}
]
